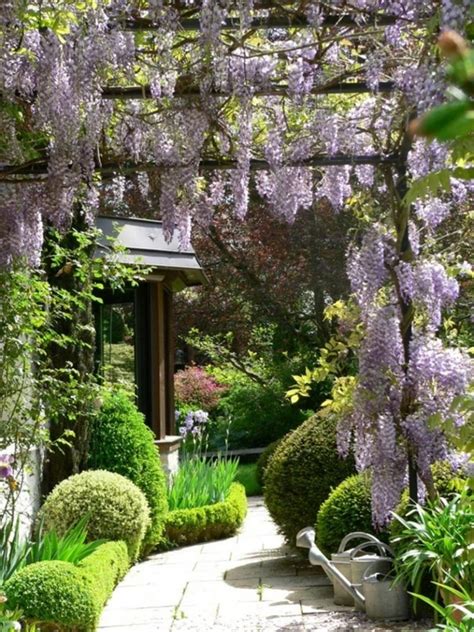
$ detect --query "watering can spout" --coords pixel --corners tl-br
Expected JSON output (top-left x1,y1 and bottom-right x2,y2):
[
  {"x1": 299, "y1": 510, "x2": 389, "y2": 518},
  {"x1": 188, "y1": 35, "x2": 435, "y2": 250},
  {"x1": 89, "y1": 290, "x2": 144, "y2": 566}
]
[
  {"x1": 296, "y1": 527, "x2": 315, "y2": 549},
  {"x1": 296, "y1": 527, "x2": 366, "y2": 610}
]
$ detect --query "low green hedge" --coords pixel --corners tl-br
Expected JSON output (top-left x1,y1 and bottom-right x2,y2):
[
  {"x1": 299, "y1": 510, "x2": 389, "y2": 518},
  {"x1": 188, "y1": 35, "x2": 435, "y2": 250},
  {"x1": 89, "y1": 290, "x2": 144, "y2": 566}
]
[
  {"x1": 165, "y1": 483, "x2": 247, "y2": 546},
  {"x1": 4, "y1": 541, "x2": 129, "y2": 631}
]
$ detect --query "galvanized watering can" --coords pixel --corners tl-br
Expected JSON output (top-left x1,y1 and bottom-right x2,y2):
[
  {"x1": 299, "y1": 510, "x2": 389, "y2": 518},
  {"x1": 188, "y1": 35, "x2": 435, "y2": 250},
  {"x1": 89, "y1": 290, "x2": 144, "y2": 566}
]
[
  {"x1": 362, "y1": 567, "x2": 410, "y2": 621},
  {"x1": 296, "y1": 527, "x2": 365, "y2": 610},
  {"x1": 331, "y1": 532, "x2": 389, "y2": 607},
  {"x1": 296, "y1": 527, "x2": 410, "y2": 621}
]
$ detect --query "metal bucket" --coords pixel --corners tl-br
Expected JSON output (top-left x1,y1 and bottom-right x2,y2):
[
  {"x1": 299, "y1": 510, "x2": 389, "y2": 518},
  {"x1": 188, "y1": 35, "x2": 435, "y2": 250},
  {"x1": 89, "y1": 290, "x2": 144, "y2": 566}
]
[
  {"x1": 362, "y1": 570, "x2": 410, "y2": 621},
  {"x1": 331, "y1": 532, "x2": 382, "y2": 606},
  {"x1": 350, "y1": 542, "x2": 394, "y2": 612}
]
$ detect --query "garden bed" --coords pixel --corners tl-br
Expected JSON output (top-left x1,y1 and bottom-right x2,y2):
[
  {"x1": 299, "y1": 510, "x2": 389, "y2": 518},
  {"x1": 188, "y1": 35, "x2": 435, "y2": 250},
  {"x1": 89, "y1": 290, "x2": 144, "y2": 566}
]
[{"x1": 165, "y1": 482, "x2": 247, "y2": 546}]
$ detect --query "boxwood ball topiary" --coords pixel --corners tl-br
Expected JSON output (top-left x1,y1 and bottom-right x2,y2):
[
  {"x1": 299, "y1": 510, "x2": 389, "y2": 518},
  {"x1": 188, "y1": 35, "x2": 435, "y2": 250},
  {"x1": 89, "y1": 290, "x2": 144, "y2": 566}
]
[
  {"x1": 4, "y1": 561, "x2": 98, "y2": 630},
  {"x1": 39, "y1": 470, "x2": 150, "y2": 561},
  {"x1": 263, "y1": 414, "x2": 355, "y2": 545},
  {"x1": 316, "y1": 473, "x2": 388, "y2": 554},
  {"x1": 256, "y1": 436, "x2": 287, "y2": 487},
  {"x1": 88, "y1": 389, "x2": 168, "y2": 551}
]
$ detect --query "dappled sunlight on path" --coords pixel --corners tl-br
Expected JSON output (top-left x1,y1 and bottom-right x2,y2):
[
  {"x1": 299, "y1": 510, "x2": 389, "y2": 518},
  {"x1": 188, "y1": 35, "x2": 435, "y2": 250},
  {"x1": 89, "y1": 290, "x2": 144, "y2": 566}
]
[{"x1": 98, "y1": 498, "x2": 429, "y2": 631}]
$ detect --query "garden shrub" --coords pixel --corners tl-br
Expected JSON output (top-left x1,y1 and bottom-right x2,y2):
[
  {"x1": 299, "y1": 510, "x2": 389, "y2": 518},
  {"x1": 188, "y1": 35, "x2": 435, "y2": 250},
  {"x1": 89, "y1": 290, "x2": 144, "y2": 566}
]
[
  {"x1": 174, "y1": 365, "x2": 227, "y2": 411},
  {"x1": 88, "y1": 389, "x2": 168, "y2": 551},
  {"x1": 315, "y1": 473, "x2": 389, "y2": 554},
  {"x1": 4, "y1": 541, "x2": 128, "y2": 631},
  {"x1": 165, "y1": 482, "x2": 247, "y2": 546},
  {"x1": 256, "y1": 436, "x2": 286, "y2": 486},
  {"x1": 39, "y1": 470, "x2": 150, "y2": 561},
  {"x1": 4, "y1": 561, "x2": 98, "y2": 630},
  {"x1": 263, "y1": 414, "x2": 355, "y2": 545},
  {"x1": 214, "y1": 374, "x2": 310, "y2": 449}
]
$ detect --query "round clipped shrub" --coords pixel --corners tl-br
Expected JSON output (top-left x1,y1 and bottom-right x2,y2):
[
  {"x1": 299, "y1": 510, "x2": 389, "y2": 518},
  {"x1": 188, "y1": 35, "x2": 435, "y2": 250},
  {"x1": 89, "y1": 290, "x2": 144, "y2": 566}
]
[
  {"x1": 263, "y1": 414, "x2": 355, "y2": 545},
  {"x1": 39, "y1": 470, "x2": 150, "y2": 561},
  {"x1": 256, "y1": 436, "x2": 287, "y2": 487},
  {"x1": 4, "y1": 561, "x2": 98, "y2": 629},
  {"x1": 316, "y1": 473, "x2": 388, "y2": 554},
  {"x1": 88, "y1": 389, "x2": 168, "y2": 551}
]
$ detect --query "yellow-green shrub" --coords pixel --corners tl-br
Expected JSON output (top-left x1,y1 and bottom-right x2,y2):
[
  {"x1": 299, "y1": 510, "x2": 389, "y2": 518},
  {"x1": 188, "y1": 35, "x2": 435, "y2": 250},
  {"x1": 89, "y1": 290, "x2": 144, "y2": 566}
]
[{"x1": 38, "y1": 470, "x2": 150, "y2": 561}]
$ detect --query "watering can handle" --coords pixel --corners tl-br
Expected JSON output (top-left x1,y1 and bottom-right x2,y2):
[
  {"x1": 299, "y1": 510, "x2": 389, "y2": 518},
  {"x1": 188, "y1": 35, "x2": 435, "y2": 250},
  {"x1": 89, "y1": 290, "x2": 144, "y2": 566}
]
[
  {"x1": 337, "y1": 532, "x2": 381, "y2": 554},
  {"x1": 349, "y1": 540, "x2": 395, "y2": 559},
  {"x1": 362, "y1": 560, "x2": 396, "y2": 583}
]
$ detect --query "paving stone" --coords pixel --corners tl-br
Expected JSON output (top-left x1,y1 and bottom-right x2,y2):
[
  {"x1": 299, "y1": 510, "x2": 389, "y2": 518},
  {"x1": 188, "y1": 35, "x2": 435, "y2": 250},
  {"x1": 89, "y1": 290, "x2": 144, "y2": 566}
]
[
  {"x1": 99, "y1": 497, "x2": 426, "y2": 632},
  {"x1": 99, "y1": 606, "x2": 176, "y2": 628}
]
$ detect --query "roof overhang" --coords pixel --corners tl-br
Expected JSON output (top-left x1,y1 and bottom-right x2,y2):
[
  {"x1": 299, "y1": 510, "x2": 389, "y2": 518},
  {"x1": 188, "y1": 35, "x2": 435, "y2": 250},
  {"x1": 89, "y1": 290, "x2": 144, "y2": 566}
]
[{"x1": 95, "y1": 215, "x2": 205, "y2": 290}]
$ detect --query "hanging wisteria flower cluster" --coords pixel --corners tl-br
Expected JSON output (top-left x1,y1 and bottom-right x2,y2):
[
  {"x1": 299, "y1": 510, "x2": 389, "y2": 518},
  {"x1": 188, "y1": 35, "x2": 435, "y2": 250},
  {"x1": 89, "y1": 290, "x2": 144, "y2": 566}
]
[
  {"x1": 344, "y1": 215, "x2": 472, "y2": 525},
  {"x1": 1, "y1": 0, "x2": 472, "y2": 264},
  {"x1": 0, "y1": 0, "x2": 472, "y2": 526}
]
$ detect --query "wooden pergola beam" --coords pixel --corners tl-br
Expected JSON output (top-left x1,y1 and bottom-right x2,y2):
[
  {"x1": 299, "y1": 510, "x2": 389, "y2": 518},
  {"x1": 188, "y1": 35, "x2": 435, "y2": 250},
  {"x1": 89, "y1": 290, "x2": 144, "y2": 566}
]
[
  {"x1": 119, "y1": 14, "x2": 398, "y2": 32},
  {"x1": 0, "y1": 153, "x2": 400, "y2": 179},
  {"x1": 102, "y1": 81, "x2": 395, "y2": 100}
]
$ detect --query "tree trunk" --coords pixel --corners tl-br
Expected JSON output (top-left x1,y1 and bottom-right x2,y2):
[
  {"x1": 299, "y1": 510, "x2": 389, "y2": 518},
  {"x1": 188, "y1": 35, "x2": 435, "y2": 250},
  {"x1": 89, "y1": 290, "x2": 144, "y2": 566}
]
[{"x1": 41, "y1": 211, "x2": 97, "y2": 496}]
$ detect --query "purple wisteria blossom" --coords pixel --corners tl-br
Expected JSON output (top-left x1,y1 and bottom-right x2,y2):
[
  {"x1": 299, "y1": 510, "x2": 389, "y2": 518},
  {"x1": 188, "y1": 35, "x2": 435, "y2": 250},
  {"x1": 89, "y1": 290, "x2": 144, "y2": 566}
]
[{"x1": 0, "y1": 454, "x2": 14, "y2": 479}]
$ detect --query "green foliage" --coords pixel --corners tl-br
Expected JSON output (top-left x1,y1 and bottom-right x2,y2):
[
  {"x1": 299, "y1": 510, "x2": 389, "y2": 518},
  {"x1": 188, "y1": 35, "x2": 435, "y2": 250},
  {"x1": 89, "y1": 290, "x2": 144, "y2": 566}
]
[
  {"x1": 165, "y1": 483, "x2": 247, "y2": 546},
  {"x1": 4, "y1": 542, "x2": 129, "y2": 631},
  {"x1": 390, "y1": 461, "x2": 467, "y2": 543},
  {"x1": 212, "y1": 370, "x2": 312, "y2": 449},
  {"x1": 26, "y1": 517, "x2": 106, "y2": 567},
  {"x1": 77, "y1": 541, "x2": 129, "y2": 614},
  {"x1": 168, "y1": 456, "x2": 239, "y2": 510},
  {"x1": 88, "y1": 389, "x2": 168, "y2": 551},
  {"x1": 263, "y1": 414, "x2": 355, "y2": 545},
  {"x1": 186, "y1": 327, "x2": 323, "y2": 449},
  {"x1": 4, "y1": 561, "x2": 98, "y2": 630},
  {"x1": 286, "y1": 301, "x2": 359, "y2": 420},
  {"x1": 256, "y1": 438, "x2": 286, "y2": 487},
  {"x1": 410, "y1": 578, "x2": 474, "y2": 631},
  {"x1": 38, "y1": 470, "x2": 150, "y2": 562},
  {"x1": 234, "y1": 463, "x2": 262, "y2": 496},
  {"x1": 316, "y1": 473, "x2": 388, "y2": 554},
  {"x1": 0, "y1": 518, "x2": 29, "y2": 585},
  {"x1": 392, "y1": 490, "x2": 473, "y2": 619}
]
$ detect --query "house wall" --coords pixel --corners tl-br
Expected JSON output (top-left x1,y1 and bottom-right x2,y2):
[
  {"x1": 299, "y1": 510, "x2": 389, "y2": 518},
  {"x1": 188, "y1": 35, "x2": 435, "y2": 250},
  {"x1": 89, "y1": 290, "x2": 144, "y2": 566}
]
[{"x1": 0, "y1": 446, "x2": 42, "y2": 537}]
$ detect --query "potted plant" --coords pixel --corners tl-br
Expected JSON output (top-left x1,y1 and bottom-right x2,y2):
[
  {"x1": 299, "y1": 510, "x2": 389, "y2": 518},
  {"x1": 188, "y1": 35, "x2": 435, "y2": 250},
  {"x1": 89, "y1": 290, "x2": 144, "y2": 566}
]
[{"x1": 391, "y1": 490, "x2": 473, "y2": 625}]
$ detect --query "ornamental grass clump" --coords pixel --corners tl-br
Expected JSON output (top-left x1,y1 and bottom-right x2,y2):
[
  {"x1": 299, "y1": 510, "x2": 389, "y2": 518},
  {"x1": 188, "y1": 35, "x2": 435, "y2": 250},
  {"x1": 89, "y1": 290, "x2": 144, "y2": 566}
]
[{"x1": 168, "y1": 457, "x2": 239, "y2": 511}]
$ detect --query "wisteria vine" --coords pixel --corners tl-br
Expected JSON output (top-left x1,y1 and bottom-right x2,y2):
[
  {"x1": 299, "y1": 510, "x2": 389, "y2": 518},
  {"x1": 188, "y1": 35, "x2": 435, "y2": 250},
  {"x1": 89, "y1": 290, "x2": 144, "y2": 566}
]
[{"x1": 0, "y1": 0, "x2": 472, "y2": 524}]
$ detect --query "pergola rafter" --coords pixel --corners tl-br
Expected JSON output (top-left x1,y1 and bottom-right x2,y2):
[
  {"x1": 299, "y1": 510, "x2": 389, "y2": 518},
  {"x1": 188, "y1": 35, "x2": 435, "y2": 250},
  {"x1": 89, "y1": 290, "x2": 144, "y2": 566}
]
[
  {"x1": 102, "y1": 81, "x2": 395, "y2": 100},
  {"x1": 119, "y1": 14, "x2": 399, "y2": 32},
  {"x1": 0, "y1": 153, "x2": 400, "y2": 180}
]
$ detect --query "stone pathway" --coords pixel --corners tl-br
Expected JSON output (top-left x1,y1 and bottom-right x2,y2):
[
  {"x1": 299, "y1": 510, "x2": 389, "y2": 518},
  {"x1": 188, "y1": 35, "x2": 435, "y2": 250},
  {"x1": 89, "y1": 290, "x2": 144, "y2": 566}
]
[{"x1": 98, "y1": 497, "x2": 429, "y2": 632}]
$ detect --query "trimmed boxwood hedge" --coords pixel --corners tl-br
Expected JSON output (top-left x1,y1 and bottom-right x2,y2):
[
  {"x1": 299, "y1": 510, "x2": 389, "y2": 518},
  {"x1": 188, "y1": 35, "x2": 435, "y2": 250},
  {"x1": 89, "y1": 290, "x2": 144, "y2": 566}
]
[
  {"x1": 315, "y1": 473, "x2": 388, "y2": 554},
  {"x1": 4, "y1": 541, "x2": 129, "y2": 631},
  {"x1": 88, "y1": 389, "x2": 169, "y2": 552},
  {"x1": 256, "y1": 437, "x2": 286, "y2": 487},
  {"x1": 38, "y1": 470, "x2": 150, "y2": 562},
  {"x1": 165, "y1": 482, "x2": 247, "y2": 546},
  {"x1": 263, "y1": 414, "x2": 355, "y2": 545}
]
